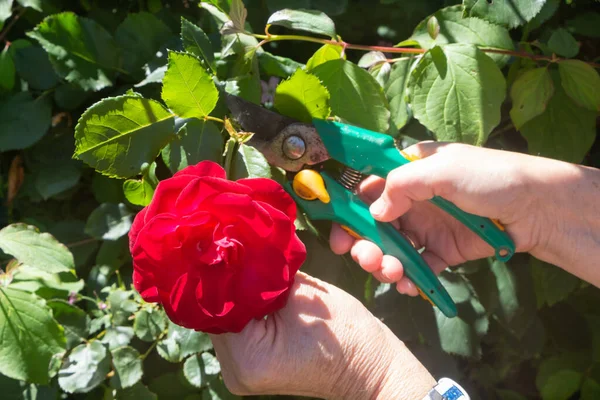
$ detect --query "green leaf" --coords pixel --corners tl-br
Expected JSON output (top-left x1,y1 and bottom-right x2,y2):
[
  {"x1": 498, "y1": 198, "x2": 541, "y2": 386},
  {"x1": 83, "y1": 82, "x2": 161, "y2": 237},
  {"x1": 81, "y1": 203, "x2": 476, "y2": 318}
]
[
  {"x1": 162, "y1": 119, "x2": 224, "y2": 174},
  {"x1": 0, "y1": 287, "x2": 66, "y2": 384},
  {"x1": 162, "y1": 51, "x2": 219, "y2": 120},
  {"x1": 92, "y1": 173, "x2": 125, "y2": 204},
  {"x1": 582, "y1": 378, "x2": 600, "y2": 400},
  {"x1": 220, "y1": 0, "x2": 247, "y2": 34},
  {"x1": 427, "y1": 15, "x2": 440, "y2": 39},
  {"x1": 13, "y1": 45, "x2": 60, "y2": 90},
  {"x1": 548, "y1": 28, "x2": 579, "y2": 59},
  {"x1": 407, "y1": 44, "x2": 505, "y2": 145},
  {"x1": 134, "y1": 307, "x2": 167, "y2": 342},
  {"x1": 54, "y1": 83, "x2": 91, "y2": 110},
  {"x1": 267, "y1": 9, "x2": 336, "y2": 38},
  {"x1": 117, "y1": 382, "x2": 158, "y2": 400},
  {"x1": 520, "y1": 71, "x2": 596, "y2": 163},
  {"x1": 490, "y1": 260, "x2": 519, "y2": 321},
  {"x1": 231, "y1": 143, "x2": 272, "y2": 180},
  {"x1": 49, "y1": 220, "x2": 98, "y2": 269},
  {"x1": 85, "y1": 203, "x2": 133, "y2": 241},
  {"x1": 357, "y1": 51, "x2": 386, "y2": 69},
  {"x1": 181, "y1": 17, "x2": 215, "y2": 72},
  {"x1": 566, "y1": 13, "x2": 600, "y2": 38},
  {"x1": 531, "y1": 258, "x2": 580, "y2": 308},
  {"x1": 111, "y1": 347, "x2": 143, "y2": 389},
  {"x1": 384, "y1": 58, "x2": 413, "y2": 132},
  {"x1": 16, "y1": 0, "x2": 41, "y2": 11},
  {"x1": 558, "y1": 60, "x2": 600, "y2": 111},
  {"x1": 101, "y1": 326, "x2": 135, "y2": 350},
  {"x1": 0, "y1": 223, "x2": 74, "y2": 273},
  {"x1": 47, "y1": 301, "x2": 88, "y2": 349},
  {"x1": 540, "y1": 370, "x2": 582, "y2": 400},
  {"x1": 74, "y1": 95, "x2": 176, "y2": 178},
  {"x1": 438, "y1": 271, "x2": 472, "y2": 303},
  {"x1": 34, "y1": 162, "x2": 82, "y2": 200},
  {"x1": 509, "y1": 67, "x2": 554, "y2": 129},
  {"x1": 274, "y1": 68, "x2": 330, "y2": 123},
  {"x1": 157, "y1": 321, "x2": 213, "y2": 363},
  {"x1": 368, "y1": 61, "x2": 392, "y2": 89},
  {"x1": 0, "y1": 45, "x2": 15, "y2": 92},
  {"x1": 58, "y1": 341, "x2": 111, "y2": 393},
  {"x1": 312, "y1": 59, "x2": 390, "y2": 133},
  {"x1": 258, "y1": 51, "x2": 303, "y2": 78},
  {"x1": 0, "y1": 92, "x2": 52, "y2": 151},
  {"x1": 200, "y1": 2, "x2": 258, "y2": 57},
  {"x1": 27, "y1": 12, "x2": 120, "y2": 91},
  {"x1": 10, "y1": 266, "x2": 83, "y2": 298},
  {"x1": 305, "y1": 44, "x2": 344, "y2": 71},
  {"x1": 528, "y1": 0, "x2": 559, "y2": 30},
  {"x1": 115, "y1": 12, "x2": 173, "y2": 76},
  {"x1": 95, "y1": 236, "x2": 130, "y2": 269},
  {"x1": 203, "y1": 378, "x2": 241, "y2": 400},
  {"x1": 536, "y1": 352, "x2": 589, "y2": 393},
  {"x1": 408, "y1": 6, "x2": 514, "y2": 66},
  {"x1": 0, "y1": 0, "x2": 12, "y2": 29},
  {"x1": 183, "y1": 352, "x2": 221, "y2": 388},
  {"x1": 463, "y1": 0, "x2": 547, "y2": 29},
  {"x1": 123, "y1": 179, "x2": 155, "y2": 207}
]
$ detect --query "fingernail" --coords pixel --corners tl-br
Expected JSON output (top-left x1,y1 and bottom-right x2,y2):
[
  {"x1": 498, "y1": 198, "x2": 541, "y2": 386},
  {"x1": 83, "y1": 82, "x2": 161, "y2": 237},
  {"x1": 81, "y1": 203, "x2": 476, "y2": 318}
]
[{"x1": 370, "y1": 199, "x2": 385, "y2": 216}]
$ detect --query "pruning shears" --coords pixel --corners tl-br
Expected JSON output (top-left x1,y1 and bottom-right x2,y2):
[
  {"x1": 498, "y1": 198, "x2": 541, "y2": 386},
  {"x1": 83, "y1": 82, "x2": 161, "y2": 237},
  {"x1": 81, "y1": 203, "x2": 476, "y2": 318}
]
[{"x1": 225, "y1": 94, "x2": 515, "y2": 318}]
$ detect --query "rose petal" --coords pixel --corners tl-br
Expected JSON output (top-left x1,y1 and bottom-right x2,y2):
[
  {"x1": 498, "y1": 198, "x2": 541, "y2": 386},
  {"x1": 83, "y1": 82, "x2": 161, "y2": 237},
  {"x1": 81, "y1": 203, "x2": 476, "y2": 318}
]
[
  {"x1": 237, "y1": 178, "x2": 297, "y2": 220},
  {"x1": 196, "y1": 266, "x2": 236, "y2": 317},
  {"x1": 129, "y1": 207, "x2": 147, "y2": 253},
  {"x1": 174, "y1": 160, "x2": 226, "y2": 179},
  {"x1": 145, "y1": 175, "x2": 195, "y2": 222},
  {"x1": 175, "y1": 177, "x2": 251, "y2": 216},
  {"x1": 132, "y1": 269, "x2": 159, "y2": 302}
]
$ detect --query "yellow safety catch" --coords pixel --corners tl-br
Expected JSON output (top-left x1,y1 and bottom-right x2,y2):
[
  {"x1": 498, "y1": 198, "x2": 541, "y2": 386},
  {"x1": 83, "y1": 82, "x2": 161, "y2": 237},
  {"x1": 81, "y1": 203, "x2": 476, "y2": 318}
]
[{"x1": 292, "y1": 170, "x2": 331, "y2": 203}]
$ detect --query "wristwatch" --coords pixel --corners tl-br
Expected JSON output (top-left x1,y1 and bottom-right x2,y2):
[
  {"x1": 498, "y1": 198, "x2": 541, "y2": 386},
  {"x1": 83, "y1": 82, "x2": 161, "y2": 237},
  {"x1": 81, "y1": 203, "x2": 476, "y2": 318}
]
[{"x1": 422, "y1": 378, "x2": 470, "y2": 400}]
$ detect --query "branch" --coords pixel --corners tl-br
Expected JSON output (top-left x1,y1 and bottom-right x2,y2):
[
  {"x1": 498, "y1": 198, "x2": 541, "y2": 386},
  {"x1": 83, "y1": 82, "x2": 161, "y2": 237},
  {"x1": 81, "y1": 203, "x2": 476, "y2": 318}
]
[{"x1": 0, "y1": 7, "x2": 27, "y2": 43}]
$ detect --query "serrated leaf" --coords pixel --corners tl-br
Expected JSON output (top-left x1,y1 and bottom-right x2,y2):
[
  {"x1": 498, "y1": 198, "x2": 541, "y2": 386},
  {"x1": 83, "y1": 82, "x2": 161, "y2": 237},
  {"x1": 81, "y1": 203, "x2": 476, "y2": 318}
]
[
  {"x1": 162, "y1": 119, "x2": 224, "y2": 174},
  {"x1": 183, "y1": 353, "x2": 221, "y2": 388},
  {"x1": 102, "y1": 326, "x2": 135, "y2": 350},
  {"x1": 74, "y1": 95, "x2": 176, "y2": 178},
  {"x1": 558, "y1": 60, "x2": 600, "y2": 111},
  {"x1": 58, "y1": 341, "x2": 110, "y2": 393},
  {"x1": 48, "y1": 301, "x2": 88, "y2": 349},
  {"x1": 274, "y1": 68, "x2": 330, "y2": 123},
  {"x1": 385, "y1": 58, "x2": 413, "y2": 132},
  {"x1": 267, "y1": 9, "x2": 336, "y2": 38},
  {"x1": 0, "y1": 45, "x2": 15, "y2": 92},
  {"x1": 520, "y1": 71, "x2": 596, "y2": 163},
  {"x1": 305, "y1": 44, "x2": 344, "y2": 71},
  {"x1": 123, "y1": 179, "x2": 155, "y2": 207},
  {"x1": 231, "y1": 144, "x2": 272, "y2": 180},
  {"x1": 407, "y1": 44, "x2": 505, "y2": 145},
  {"x1": 181, "y1": 17, "x2": 215, "y2": 72},
  {"x1": 200, "y1": 2, "x2": 258, "y2": 57},
  {"x1": 409, "y1": 6, "x2": 514, "y2": 66},
  {"x1": 0, "y1": 287, "x2": 66, "y2": 384},
  {"x1": 312, "y1": 59, "x2": 390, "y2": 133},
  {"x1": 258, "y1": 51, "x2": 303, "y2": 78},
  {"x1": 157, "y1": 321, "x2": 212, "y2": 363},
  {"x1": 463, "y1": 0, "x2": 547, "y2": 29},
  {"x1": 548, "y1": 28, "x2": 579, "y2": 59},
  {"x1": 111, "y1": 347, "x2": 143, "y2": 389},
  {"x1": 162, "y1": 51, "x2": 219, "y2": 120},
  {"x1": 134, "y1": 307, "x2": 167, "y2": 342},
  {"x1": 509, "y1": 67, "x2": 554, "y2": 129},
  {"x1": 0, "y1": 223, "x2": 74, "y2": 273},
  {"x1": 531, "y1": 258, "x2": 580, "y2": 308},
  {"x1": 115, "y1": 12, "x2": 173, "y2": 76},
  {"x1": 0, "y1": 92, "x2": 52, "y2": 152},
  {"x1": 85, "y1": 203, "x2": 132, "y2": 241},
  {"x1": 27, "y1": 12, "x2": 120, "y2": 91}
]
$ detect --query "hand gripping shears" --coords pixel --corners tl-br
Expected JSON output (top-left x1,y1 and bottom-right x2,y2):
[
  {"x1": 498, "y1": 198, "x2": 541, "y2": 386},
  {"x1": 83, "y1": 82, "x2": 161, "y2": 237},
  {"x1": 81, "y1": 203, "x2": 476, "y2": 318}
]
[{"x1": 225, "y1": 94, "x2": 515, "y2": 318}]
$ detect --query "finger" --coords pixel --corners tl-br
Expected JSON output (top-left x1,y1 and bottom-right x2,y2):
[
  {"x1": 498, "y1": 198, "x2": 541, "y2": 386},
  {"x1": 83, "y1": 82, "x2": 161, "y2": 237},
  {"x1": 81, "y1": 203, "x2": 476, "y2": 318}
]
[
  {"x1": 356, "y1": 175, "x2": 386, "y2": 203},
  {"x1": 330, "y1": 223, "x2": 355, "y2": 255},
  {"x1": 396, "y1": 278, "x2": 418, "y2": 296},
  {"x1": 402, "y1": 141, "x2": 450, "y2": 159},
  {"x1": 372, "y1": 255, "x2": 404, "y2": 283},
  {"x1": 350, "y1": 240, "x2": 383, "y2": 273},
  {"x1": 395, "y1": 250, "x2": 448, "y2": 296}
]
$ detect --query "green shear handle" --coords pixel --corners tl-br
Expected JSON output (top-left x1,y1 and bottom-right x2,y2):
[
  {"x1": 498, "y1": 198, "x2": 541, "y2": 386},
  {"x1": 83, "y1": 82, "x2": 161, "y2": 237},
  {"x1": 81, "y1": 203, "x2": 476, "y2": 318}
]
[{"x1": 312, "y1": 119, "x2": 516, "y2": 262}]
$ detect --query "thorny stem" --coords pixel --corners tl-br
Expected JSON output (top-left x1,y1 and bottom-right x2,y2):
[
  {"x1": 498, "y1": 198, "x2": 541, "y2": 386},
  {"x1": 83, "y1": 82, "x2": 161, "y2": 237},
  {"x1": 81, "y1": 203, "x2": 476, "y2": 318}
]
[{"x1": 251, "y1": 33, "x2": 600, "y2": 68}]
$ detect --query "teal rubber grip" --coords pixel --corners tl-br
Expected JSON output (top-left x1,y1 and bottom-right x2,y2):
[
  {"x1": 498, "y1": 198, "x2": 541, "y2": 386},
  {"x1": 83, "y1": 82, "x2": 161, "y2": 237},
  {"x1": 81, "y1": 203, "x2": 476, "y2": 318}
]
[
  {"x1": 312, "y1": 119, "x2": 515, "y2": 262},
  {"x1": 285, "y1": 173, "x2": 458, "y2": 318}
]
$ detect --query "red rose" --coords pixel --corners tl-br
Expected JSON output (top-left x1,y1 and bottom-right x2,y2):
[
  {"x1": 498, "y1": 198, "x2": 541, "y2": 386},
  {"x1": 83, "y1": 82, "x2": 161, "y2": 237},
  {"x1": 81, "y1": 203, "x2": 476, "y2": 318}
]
[{"x1": 129, "y1": 161, "x2": 306, "y2": 334}]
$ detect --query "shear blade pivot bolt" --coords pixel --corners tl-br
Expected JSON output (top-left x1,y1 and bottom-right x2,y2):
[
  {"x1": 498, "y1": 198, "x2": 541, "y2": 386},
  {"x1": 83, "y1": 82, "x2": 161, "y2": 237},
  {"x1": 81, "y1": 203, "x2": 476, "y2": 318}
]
[{"x1": 282, "y1": 135, "x2": 306, "y2": 160}]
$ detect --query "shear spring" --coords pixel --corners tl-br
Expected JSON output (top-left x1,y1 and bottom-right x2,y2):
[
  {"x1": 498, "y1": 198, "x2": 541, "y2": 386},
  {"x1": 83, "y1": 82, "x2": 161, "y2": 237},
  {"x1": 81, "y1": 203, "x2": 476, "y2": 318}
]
[{"x1": 338, "y1": 167, "x2": 364, "y2": 191}]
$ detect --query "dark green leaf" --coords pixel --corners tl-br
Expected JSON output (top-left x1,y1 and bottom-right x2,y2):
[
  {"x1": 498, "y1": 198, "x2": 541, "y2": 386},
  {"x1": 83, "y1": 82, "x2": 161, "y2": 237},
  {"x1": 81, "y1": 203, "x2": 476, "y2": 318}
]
[
  {"x1": 558, "y1": 60, "x2": 600, "y2": 111},
  {"x1": 408, "y1": 44, "x2": 505, "y2": 145},
  {"x1": 54, "y1": 84, "x2": 91, "y2": 110},
  {"x1": 305, "y1": 44, "x2": 344, "y2": 71},
  {"x1": 0, "y1": 92, "x2": 51, "y2": 151},
  {"x1": 566, "y1": 12, "x2": 600, "y2": 38},
  {"x1": 520, "y1": 71, "x2": 596, "y2": 163},
  {"x1": 385, "y1": 58, "x2": 413, "y2": 132},
  {"x1": 548, "y1": 28, "x2": 579, "y2": 58},
  {"x1": 0, "y1": 223, "x2": 74, "y2": 273},
  {"x1": 231, "y1": 143, "x2": 271, "y2": 179},
  {"x1": 312, "y1": 59, "x2": 390, "y2": 133},
  {"x1": 582, "y1": 378, "x2": 600, "y2": 400},
  {"x1": 0, "y1": 45, "x2": 15, "y2": 92},
  {"x1": 13, "y1": 45, "x2": 60, "y2": 90},
  {"x1": 531, "y1": 258, "x2": 580, "y2": 308},
  {"x1": 463, "y1": 0, "x2": 547, "y2": 29},
  {"x1": 74, "y1": 95, "x2": 176, "y2": 178},
  {"x1": 58, "y1": 341, "x2": 111, "y2": 393},
  {"x1": 34, "y1": 162, "x2": 82, "y2": 200},
  {"x1": 48, "y1": 301, "x2": 89, "y2": 349},
  {"x1": 183, "y1": 352, "x2": 221, "y2": 388},
  {"x1": 95, "y1": 236, "x2": 130, "y2": 268},
  {"x1": 180, "y1": 17, "x2": 215, "y2": 72},
  {"x1": 49, "y1": 220, "x2": 98, "y2": 269},
  {"x1": 16, "y1": 0, "x2": 41, "y2": 11},
  {"x1": 509, "y1": 67, "x2": 554, "y2": 129},
  {"x1": 134, "y1": 307, "x2": 167, "y2": 342},
  {"x1": 115, "y1": 12, "x2": 172, "y2": 76},
  {"x1": 157, "y1": 321, "x2": 213, "y2": 363},
  {"x1": 123, "y1": 179, "x2": 154, "y2": 207},
  {"x1": 162, "y1": 119, "x2": 224, "y2": 174},
  {"x1": 92, "y1": 173, "x2": 125, "y2": 204},
  {"x1": 274, "y1": 68, "x2": 330, "y2": 123},
  {"x1": 162, "y1": 51, "x2": 219, "y2": 119},
  {"x1": 27, "y1": 12, "x2": 120, "y2": 90},
  {"x1": 117, "y1": 382, "x2": 158, "y2": 400},
  {"x1": 409, "y1": 6, "x2": 514, "y2": 66},
  {"x1": 0, "y1": 287, "x2": 66, "y2": 384},
  {"x1": 203, "y1": 377, "x2": 241, "y2": 400},
  {"x1": 267, "y1": 9, "x2": 336, "y2": 38},
  {"x1": 528, "y1": 0, "x2": 559, "y2": 30},
  {"x1": 258, "y1": 51, "x2": 302, "y2": 78},
  {"x1": 149, "y1": 370, "x2": 201, "y2": 399},
  {"x1": 541, "y1": 370, "x2": 582, "y2": 400},
  {"x1": 111, "y1": 346, "x2": 143, "y2": 389},
  {"x1": 85, "y1": 203, "x2": 133, "y2": 241}
]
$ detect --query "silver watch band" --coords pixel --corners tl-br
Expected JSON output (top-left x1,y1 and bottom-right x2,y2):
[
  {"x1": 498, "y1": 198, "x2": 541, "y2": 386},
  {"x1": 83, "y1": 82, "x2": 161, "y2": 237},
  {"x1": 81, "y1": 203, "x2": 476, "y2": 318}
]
[{"x1": 422, "y1": 378, "x2": 470, "y2": 400}]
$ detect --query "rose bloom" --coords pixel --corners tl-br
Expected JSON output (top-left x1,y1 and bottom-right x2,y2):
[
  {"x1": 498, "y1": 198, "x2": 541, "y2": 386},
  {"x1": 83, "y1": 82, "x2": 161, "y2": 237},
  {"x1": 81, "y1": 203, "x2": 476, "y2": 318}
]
[{"x1": 129, "y1": 161, "x2": 306, "y2": 334}]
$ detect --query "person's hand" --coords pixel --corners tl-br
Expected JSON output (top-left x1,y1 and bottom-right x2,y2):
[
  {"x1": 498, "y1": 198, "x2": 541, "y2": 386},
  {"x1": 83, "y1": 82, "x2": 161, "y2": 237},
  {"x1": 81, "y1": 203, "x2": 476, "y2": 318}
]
[
  {"x1": 330, "y1": 141, "x2": 600, "y2": 294},
  {"x1": 210, "y1": 272, "x2": 435, "y2": 399}
]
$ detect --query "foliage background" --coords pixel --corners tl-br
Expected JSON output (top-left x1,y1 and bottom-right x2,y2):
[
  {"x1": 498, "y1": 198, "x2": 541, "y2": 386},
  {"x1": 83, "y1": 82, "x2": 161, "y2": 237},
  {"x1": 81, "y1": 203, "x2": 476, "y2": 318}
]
[{"x1": 0, "y1": 0, "x2": 599, "y2": 399}]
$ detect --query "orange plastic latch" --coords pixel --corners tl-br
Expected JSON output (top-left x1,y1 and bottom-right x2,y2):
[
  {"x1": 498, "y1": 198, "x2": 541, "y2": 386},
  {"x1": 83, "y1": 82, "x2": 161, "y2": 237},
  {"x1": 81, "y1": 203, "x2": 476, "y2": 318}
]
[
  {"x1": 417, "y1": 287, "x2": 435, "y2": 307},
  {"x1": 491, "y1": 218, "x2": 505, "y2": 231},
  {"x1": 341, "y1": 225, "x2": 362, "y2": 240},
  {"x1": 400, "y1": 150, "x2": 421, "y2": 162}
]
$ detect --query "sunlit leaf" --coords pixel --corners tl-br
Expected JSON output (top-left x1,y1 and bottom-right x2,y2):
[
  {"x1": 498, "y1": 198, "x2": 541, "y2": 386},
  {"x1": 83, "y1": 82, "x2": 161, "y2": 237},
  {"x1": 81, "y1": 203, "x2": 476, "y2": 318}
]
[
  {"x1": 267, "y1": 9, "x2": 336, "y2": 38},
  {"x1": 558, "y1": 60, "x2": 600, "y2": 111},
  {"x1": 274, "y1": 68, "x2": 330, "y2": 122},
  {"x1": 463, "y1": 0, "x2": 547, "y2": 29},
  {"x1": 305, "y1": 44, "x2": 344, "y2": 71},
  {"x1": 510, "y1": 67, "x2": 554, "y2": 129},
  {"x1": 84, "y1": 203, "x2": 133, "y2": 241},
  {"x1": 181, "y1": 17, "x2": 215, "y2": 72},
  {"x1": 58, "y1": 341, "x2": 110, "y2": 393},
  {"x1": 111, "y1": 346, "x2": 143, "y2": 389}
]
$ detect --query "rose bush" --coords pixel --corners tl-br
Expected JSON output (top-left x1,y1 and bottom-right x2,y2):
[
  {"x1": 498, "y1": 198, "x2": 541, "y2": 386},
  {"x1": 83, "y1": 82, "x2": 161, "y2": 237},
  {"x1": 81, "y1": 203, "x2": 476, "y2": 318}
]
[{"x1": 129, "y1": 161, "x2": 306, "y2": 334}]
